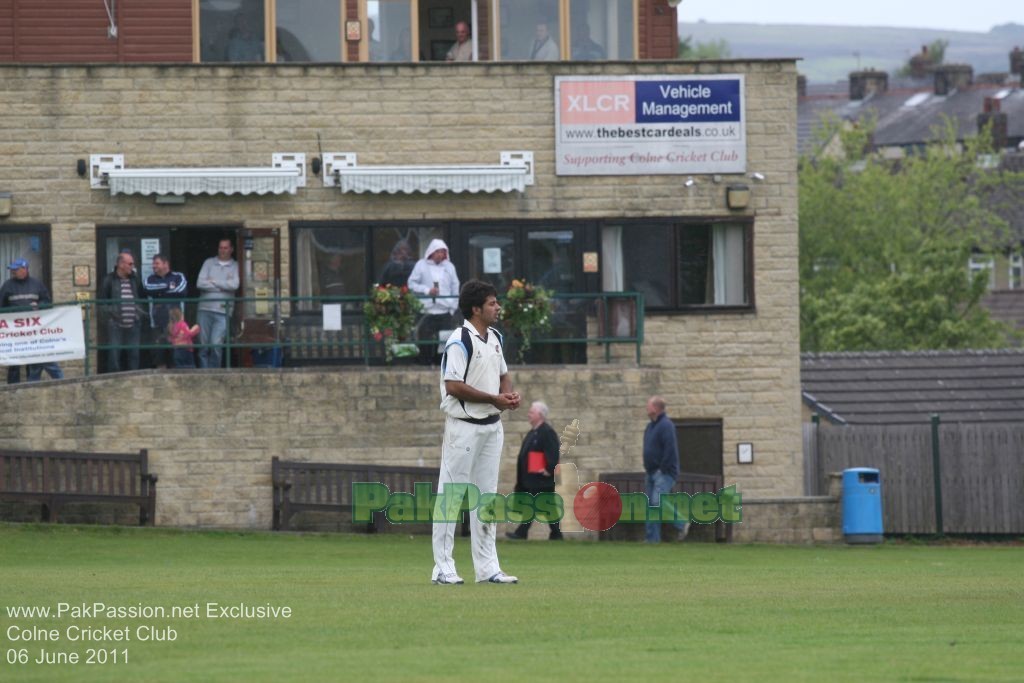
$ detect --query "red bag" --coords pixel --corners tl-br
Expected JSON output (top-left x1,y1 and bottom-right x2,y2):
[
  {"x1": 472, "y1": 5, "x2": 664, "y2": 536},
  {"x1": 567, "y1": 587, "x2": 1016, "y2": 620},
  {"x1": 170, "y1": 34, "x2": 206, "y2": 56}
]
[{"x1": 527, "y1": 451, "x2": 548, "y2": 474}]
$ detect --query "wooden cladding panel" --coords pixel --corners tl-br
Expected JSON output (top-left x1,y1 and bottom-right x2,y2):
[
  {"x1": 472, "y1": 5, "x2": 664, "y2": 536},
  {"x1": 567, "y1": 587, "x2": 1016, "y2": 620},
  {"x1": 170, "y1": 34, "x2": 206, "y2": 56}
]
[
  {"x1": 120, "y1": 0, "x2": 193, "y2": 62},
  {"x1": 1, "y1": 0, "x2": 191, "y2": 63}
]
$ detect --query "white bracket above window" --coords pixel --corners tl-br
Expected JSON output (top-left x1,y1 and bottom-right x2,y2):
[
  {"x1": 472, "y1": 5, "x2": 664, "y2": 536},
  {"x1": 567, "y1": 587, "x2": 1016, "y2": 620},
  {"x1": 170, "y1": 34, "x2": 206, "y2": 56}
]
[
  {"x1": 500, "y1": 151, "x2": 534, "y2": 185},
  {"x1": 90, "y1": 154, "x2": 125, "y2": 190},
  {"x1": 272, "y1": 153, "x2": 307, "y2": 187},
  {"x1": 321, "y1": 153, "x2": 358, "y2": 186}
]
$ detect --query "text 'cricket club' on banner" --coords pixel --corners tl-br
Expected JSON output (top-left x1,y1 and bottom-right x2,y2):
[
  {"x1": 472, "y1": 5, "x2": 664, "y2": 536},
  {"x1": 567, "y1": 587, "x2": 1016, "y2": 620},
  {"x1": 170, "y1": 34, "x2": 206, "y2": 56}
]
[
  {"x1": 555, "y1": 75, "x2": 746, "y2": 176},
  {"x1": 0, "y1": 305, "x2": 86, "y2": 366}
]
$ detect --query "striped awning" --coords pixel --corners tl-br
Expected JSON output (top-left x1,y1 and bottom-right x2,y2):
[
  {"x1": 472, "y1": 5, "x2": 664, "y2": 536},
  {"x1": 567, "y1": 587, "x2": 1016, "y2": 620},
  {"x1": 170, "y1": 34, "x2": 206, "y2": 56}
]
[
  {"x1": 322, "y1": 152, "x2": 534, "y2": 195},
  {"x1": 90, "y1": 154, "x2": 306, "y2": 196}
]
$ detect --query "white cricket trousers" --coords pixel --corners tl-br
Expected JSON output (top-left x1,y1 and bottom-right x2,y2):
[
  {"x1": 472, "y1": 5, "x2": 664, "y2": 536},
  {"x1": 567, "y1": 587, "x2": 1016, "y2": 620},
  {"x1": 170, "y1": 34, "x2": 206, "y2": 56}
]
[{"x1": 431, "y1": 416, "x2": 504, "y2": 583}]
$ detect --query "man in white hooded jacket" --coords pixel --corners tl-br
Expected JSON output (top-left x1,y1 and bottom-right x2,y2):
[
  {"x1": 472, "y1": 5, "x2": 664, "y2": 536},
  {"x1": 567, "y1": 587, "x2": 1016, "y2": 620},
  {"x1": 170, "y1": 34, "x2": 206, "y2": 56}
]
[{"x1": 408, "y1": 239, "x2": 460, "y2": 365}]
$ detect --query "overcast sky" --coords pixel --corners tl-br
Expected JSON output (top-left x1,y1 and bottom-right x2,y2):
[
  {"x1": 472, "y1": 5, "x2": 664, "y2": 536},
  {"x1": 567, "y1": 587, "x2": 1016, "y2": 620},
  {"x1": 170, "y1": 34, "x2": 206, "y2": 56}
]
[{"x1": 679, "y1": 1, "x2": 1021, "y2": 34}]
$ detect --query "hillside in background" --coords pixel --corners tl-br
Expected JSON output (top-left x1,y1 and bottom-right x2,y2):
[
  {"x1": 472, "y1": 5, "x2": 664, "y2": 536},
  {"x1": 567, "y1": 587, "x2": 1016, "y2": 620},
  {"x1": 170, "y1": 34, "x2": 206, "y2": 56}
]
[{"x1": 679, "y1": 21, "x2": 1024, "y2": 84}]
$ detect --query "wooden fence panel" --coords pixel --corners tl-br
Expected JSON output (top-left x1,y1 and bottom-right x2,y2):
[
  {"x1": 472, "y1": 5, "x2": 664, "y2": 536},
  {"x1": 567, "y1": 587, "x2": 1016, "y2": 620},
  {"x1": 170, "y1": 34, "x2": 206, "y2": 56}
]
[
  {"x1": 806, "y1": 421, "x2": 1024, "y2": 534},
  {"x1": 939, "y1": 424, "x2": 1024, "y2": 533}
]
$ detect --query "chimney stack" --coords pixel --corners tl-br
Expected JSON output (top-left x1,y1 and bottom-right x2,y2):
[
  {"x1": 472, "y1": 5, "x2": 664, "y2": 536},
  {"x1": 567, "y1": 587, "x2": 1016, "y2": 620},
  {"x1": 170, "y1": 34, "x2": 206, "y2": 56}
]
[
  {"x1": 849, "y1": 69, "x2": 889, "y2": 100},
  {"x1": 797, "y1": 74, "x2": 807, "y2": 98},
  {"x1": 1011, "y1": 47, "x2": 1023, "y2": 80},
  {"x1": 909, "y1": 45, "x2": 930, "y2": 79},
  {"x1": 978, "y1": 97, "x2": 1009, "y2": 150},
  {"x1": 934, "y1": 64, "x2": 973, "y2": 96}
]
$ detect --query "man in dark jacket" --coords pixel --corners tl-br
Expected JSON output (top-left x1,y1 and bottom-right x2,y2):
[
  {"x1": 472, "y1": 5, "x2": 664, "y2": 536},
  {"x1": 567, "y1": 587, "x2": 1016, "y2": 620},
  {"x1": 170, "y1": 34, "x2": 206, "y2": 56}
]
[
  {"x1": 0, "y1": 258, "x2": 64, "y2": 383},
  {"x1": 506, "y1": 401, "x2": 562, "y2": 540},
  {"x1": 144, "y1": 253, "x2": 187, "y2": 368},
  {"x1": 643, "y1": 395, "x2": 689, "y2": 543},
  {"x1": 98, "y1": 252, "x2": 144, "y2": 373}
]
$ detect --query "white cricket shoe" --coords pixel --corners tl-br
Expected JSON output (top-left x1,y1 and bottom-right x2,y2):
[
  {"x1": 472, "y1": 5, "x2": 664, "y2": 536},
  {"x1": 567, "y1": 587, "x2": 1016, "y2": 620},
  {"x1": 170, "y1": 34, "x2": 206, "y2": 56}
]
[
  {"x1": 432, "y1": 573, "x2": 465, "y2": 585},
  {"x1": 482, "y1": 571, "x2": 518, "y2": 584}
]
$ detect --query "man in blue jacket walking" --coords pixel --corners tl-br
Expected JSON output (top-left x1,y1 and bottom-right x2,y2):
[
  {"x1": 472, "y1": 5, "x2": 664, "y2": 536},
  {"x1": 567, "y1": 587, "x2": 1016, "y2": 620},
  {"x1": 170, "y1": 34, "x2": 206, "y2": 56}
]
[{"x1": 643, "y1": 396, "x2": 689, "y2": 543}]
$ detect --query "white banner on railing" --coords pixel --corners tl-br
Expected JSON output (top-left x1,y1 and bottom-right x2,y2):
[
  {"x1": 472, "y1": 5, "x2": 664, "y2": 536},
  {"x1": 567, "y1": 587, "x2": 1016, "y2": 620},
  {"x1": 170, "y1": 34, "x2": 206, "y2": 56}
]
[{"x1": 0, "y1": 305, "x2": 86, "y2": 366}]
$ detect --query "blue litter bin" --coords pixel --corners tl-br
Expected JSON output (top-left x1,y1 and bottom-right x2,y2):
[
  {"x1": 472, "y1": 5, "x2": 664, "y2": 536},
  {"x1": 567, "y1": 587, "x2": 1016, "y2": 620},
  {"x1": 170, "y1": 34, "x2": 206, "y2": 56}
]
[{"x1": 842, "y1": 467, "x2": 883, "y2": 544}]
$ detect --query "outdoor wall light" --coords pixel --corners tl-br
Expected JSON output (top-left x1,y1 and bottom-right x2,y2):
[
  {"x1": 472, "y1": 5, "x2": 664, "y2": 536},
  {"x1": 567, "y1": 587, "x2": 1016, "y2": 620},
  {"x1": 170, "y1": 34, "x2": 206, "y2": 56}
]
[
  {"x1": 684, "y1": 176, "x2": 696, "y2": 188},
  {"x1": 77, "y1": 159, "x2": 88, "y2": 177},
  {"x1": 749, "y1": 171, "x2": 766, "y2": 181},
  {"x1": 0, "y1": 192, "x2": 11, "y2": 217},
  {"x1": 726, "y1": 184, "x2": 750, "y2": 210},
  {"x1": 311, "y1": 156, "x2": 322, "y2": 176},
  {"x1": 154, "y1": 195, "x2": 186, "y2": 206}
]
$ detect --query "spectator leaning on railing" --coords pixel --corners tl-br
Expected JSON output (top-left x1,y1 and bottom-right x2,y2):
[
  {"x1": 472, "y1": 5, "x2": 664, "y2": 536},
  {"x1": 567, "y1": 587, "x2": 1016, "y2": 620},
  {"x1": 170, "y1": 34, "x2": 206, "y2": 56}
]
[
  {"x1": 407, "y1": 239, "x2": 459, "y2": 366},
  {"x1": 196, "y1": 239, "x2": 240, "y2": 369},
  {"x1": 144, "y1": 253, "x2": 187, "y2": 369},
  {"x1": 0, "y1": 258, "x2": 64, "y2": 383},
  {"x1": 98, "y1": 252, "x2": 145, "y2": 373}
]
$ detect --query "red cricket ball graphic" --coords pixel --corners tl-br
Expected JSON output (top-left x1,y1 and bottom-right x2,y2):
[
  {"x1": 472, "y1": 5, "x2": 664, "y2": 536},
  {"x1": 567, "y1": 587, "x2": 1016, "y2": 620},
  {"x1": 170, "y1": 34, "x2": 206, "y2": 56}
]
[{"x1": 573, "y1": 482, "x2": 622, "y2": 532}]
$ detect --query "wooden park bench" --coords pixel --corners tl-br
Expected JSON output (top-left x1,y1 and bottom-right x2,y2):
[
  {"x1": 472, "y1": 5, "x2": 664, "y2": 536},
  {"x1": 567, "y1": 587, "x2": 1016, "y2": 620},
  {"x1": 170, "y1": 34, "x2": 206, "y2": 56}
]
[
  {"x1": 597, "y1": 471, "x2": 732, "y2": 542},
  {"x1": 0, "y1": 448, "x2": 157, "y2": 526},
  {"x1": 272, "y1": 457, "x2": 467, "y2": 534}
]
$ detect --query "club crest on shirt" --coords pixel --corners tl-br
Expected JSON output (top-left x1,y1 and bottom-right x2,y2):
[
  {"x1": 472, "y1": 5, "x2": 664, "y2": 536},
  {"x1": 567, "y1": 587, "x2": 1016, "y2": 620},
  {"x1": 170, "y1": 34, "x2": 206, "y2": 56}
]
[{"x1": 494, "y1": 344, "x2": 500, "y2": 353}]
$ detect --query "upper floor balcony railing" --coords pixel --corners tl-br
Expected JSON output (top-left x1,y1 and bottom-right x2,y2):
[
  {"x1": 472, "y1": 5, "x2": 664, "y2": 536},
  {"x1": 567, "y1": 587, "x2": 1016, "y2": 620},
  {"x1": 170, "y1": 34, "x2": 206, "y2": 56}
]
[{"x1": 52, "y1": 292, "x2": 643, "y2": 375}]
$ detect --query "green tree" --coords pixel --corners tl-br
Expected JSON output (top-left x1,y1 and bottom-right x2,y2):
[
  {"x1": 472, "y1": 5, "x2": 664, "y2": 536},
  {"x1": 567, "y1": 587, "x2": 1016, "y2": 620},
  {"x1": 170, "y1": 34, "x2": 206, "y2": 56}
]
[{"x1": 799, "y1": 118, "x2": 1017, "y2": 352}]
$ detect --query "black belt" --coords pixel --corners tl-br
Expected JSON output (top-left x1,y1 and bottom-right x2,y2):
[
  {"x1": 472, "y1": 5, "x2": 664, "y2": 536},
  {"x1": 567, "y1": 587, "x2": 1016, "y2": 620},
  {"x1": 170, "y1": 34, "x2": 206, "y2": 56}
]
[{"x1": 458, "y1": 414, "x2": 501, "y2": 425}]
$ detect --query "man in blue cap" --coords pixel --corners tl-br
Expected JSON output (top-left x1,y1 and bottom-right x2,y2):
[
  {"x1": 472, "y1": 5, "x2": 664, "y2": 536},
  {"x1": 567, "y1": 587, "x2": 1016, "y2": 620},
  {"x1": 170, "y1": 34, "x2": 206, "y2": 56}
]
[{"x1": 0, "y1": 258, "x2": 64, "y2": 383}]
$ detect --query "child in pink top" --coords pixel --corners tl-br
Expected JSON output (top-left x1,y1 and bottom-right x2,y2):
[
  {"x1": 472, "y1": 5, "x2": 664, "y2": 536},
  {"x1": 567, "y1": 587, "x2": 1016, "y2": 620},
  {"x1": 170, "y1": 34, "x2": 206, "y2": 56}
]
[{"x1": 167, "y1": 308, "x2": 200, "y2": 368}]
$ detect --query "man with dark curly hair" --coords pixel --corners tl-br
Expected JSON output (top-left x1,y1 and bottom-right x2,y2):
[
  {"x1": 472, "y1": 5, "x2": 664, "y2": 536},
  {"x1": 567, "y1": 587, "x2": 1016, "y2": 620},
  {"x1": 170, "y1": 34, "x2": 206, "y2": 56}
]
[{"x1": 431, "y1": 280, "x2": 521, "y2": 585}]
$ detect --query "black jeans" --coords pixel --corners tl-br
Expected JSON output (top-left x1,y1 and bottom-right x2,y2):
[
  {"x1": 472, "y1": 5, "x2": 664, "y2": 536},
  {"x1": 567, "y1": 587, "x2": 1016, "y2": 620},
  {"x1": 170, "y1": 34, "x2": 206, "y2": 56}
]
[{"x1": 417, "y1": 313, "x2": 453, "y2": 366}]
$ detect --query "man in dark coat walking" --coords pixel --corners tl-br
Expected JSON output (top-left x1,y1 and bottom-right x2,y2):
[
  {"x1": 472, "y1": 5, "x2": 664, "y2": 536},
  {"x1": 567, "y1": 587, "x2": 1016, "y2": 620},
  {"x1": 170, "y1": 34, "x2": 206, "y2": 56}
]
[{"x1": 506, "y1": 401, "x2": 562, "y2": 540}]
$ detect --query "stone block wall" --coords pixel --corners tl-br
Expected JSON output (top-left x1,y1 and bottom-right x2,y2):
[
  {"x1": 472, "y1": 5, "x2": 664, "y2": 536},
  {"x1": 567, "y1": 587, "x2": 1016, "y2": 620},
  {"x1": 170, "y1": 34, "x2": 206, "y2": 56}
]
[
  {"x1": 0, "y1": 59, "x2": 803, "y2": 507},
  {"x1": 0, "y1": 367, "x2": 834, "y2": 539}
]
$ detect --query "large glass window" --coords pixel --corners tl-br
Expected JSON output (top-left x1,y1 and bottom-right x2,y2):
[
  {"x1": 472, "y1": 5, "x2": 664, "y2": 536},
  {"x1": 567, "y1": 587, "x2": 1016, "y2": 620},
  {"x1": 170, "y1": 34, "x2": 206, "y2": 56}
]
[
  {"x1": 466, "y1": 229, "x2": 517, "y2": 293},
  {"x1": 367, "y1": 0, "x2": 413, "y2": 62},
  {"x1": 276, "y1": 0, "x2": 340, "y2": 62},
  {"x1": 294, "y1": 227, "x2": 366, "y2": 309},
  {"x1": 500, "y1": 0, "x2": 560, "y2": 60},
  {"x1": 372, "y1": 227, "x2": 443, "y2": 287},
  {"x1": 569, "y1": 0, "x2": 632, "y2": 60},
  {"x1": 603, "y1": 222, "x2": 752, "y2": 310},
  {"x1": 527, "y1": 230, "x2": 576, "y2": 292},
  {"x1": 199, "y1": 0, "x2": 266, "y2": 62}
]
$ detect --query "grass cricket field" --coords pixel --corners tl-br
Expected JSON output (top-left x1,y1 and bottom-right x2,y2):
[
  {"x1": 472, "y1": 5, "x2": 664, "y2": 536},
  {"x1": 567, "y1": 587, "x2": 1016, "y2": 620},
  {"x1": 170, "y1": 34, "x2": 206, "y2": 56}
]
[{"x1": 1, "y1": 523, "x2": 1022, "y2": 682}]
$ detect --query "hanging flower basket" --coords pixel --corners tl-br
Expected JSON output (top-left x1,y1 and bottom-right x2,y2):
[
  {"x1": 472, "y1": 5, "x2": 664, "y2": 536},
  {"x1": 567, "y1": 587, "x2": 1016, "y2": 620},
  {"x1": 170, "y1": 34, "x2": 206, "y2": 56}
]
[
  {"x1": 364, "y1": 283, "x2": 423, "y2": 363},
  {"x1": 501, "y1": 279, "x2": 553, "y2": 363}
]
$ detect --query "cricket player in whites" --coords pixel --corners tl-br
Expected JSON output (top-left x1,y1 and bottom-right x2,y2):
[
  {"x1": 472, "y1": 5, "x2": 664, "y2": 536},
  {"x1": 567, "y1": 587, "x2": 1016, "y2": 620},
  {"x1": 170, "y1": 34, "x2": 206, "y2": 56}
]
[{"x1": 431, "y1": 280, "x2": 521, "y2": 585}]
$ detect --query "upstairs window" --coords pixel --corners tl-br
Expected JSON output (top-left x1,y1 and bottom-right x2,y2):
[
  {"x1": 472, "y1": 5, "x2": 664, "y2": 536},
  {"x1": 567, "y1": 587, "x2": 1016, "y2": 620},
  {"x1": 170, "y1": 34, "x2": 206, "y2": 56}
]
[
  {"x1": 199, "y1": 0, "x2": 267, "y2": 62},
  {"x1": 568, "y1": 0, "x2": 633, "y2": 60},
  {"x1": 1010, "y1": 251, "x2": 1022, "y2": 290},
  {"x1": 968, "y1": 254, "x2": 995, "y2": 290},
  {"x1": 276, "y1": 0, "x2": 341, "y2": 62}
]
